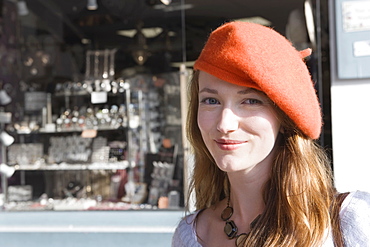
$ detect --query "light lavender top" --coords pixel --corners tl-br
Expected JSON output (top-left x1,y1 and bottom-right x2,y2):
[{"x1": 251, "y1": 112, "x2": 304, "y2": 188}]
[{"x1": 172, "y1": 190, "x2": 370, "y2": 246}]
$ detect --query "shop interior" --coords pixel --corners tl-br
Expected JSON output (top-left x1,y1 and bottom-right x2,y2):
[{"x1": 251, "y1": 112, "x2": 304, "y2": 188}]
[{"x1": 0, "y1": 0, "x2": 316, "y2": 211}]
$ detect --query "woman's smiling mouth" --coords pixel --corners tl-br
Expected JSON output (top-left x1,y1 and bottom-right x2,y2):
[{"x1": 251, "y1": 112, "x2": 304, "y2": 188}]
[{"x1": 214, "y1": 139, "x2": 247, "y2": 151}]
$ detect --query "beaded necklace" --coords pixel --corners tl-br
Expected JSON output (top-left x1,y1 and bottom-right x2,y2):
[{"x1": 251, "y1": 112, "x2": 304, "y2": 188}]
[{"x1": 220, "y1": 198, "x2": 261, "y2": 246}]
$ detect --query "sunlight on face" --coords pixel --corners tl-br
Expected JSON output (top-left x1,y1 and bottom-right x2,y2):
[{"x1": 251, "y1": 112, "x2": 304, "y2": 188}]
[{"x1": 197, "y1": 71, "x2": 282, "y2": 175}]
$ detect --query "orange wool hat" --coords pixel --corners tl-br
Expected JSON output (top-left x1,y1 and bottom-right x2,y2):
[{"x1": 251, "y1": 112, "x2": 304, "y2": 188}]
[{"x1": 194, "y1": 21, "x2": 322, "y2": 139}]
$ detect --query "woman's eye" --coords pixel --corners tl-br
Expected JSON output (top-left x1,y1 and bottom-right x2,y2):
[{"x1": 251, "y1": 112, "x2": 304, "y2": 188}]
[
  {"x1": 244, "y1": 98, "x2": 263, "y2": 105},
  {"x1": 201, "y1": 98, "x2": 219, "y2": 105}
]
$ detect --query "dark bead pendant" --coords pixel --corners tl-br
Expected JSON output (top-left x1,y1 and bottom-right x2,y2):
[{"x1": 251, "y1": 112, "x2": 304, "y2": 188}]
[
  {"x1": 221, "y1": 206, "x2": 233, "y2": 221},
  {"x1": 224, "y1": 220, "x2": 238, "y2": 239}
]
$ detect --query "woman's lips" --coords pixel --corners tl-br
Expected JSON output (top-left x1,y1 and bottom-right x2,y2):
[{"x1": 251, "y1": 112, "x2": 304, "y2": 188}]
[{"x1": 215, "y1": 139, "x2": 247, "y2": 151}]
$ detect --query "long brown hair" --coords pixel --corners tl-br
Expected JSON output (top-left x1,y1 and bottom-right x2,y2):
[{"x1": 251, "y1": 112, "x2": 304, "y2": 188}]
[{"x1": 186, "y1": 71, "x2": 336, "y2": 246}]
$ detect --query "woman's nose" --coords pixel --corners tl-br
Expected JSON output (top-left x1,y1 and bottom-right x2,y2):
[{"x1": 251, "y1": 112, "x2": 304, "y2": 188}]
[{"x1": 216, "y1": 108, "x2": 238, "y2": 134}]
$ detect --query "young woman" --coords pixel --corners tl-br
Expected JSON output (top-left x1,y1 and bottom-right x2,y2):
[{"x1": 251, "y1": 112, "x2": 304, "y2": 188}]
[{"x1": 172, "y1": 21, "x2": 370, "y2": 246}]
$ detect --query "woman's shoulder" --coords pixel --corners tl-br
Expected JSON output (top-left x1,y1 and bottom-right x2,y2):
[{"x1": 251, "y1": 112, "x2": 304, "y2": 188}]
[
  {"x1": 172, "y1": 210, "x2": 202, "y2": 247},
  {"x1": 341, "y1": 190, "x2": 370, "y2": 215},
  {"x1": 340, "y1": 190, "x2": 370, "y2": 246}
]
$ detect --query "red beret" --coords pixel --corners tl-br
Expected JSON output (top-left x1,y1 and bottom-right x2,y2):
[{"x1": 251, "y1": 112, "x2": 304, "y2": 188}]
[{"x1": 194, "y1": 21, "x2": 322, "y2": 139}]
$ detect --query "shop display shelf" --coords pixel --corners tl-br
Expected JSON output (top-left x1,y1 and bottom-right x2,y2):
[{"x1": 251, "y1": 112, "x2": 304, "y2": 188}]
[
  {"x1": 14, "y1": 126, "x2": 129, "y2": 135},
  {"x1": 13, "y1": 160, "x2": 129, "y2": 171}
]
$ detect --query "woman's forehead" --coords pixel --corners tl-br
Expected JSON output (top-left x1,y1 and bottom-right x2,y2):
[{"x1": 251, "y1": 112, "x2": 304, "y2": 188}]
[{"x1": 198, "y1": 71, "x2": 265, "y2": 95}]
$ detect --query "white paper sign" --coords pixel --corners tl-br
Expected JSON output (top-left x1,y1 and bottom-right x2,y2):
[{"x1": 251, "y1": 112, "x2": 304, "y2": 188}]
[
  {"x1": 353, "y1": 40, "x2": 370, "y2": 57},
  {"x1": 342, "y1": 1, "x2": 370, "y2": 32},
  {"x1": 91, "y1": 91, "x2": 107, "y2": 104}
]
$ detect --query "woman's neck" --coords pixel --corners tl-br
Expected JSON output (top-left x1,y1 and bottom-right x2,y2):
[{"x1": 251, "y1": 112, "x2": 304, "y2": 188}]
[{"x1": 227, "y1": 169, "x2": 269, "y2": 222}]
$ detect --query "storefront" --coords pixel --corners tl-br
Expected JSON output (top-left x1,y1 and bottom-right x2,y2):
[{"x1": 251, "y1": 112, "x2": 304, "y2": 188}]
[{"x1": 0, "y1": 0, "x2": 191, "y2": 211}]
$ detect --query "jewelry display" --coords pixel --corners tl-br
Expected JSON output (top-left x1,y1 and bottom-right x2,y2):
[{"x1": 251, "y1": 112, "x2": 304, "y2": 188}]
[
  {"x1": 148, "y1": 161, "x2": 175, "y2": 205},
  {"x1": 53, "y1": 104, "x2": 129, "y2": 132},
  {"x1": 48, "y1": 135, "x2": 92, "y2": 164},
  {"x1": 8, "y1": 143, "x2": 43, "y2": 165},
  {"x1": 221, "y1": 197, "x2": 261, "y2": 246},
  {"x1": 91, "y1": 136, "x2": 109, "y2": 163},
  {"x1": 2, "y1": 69, "x2": 184, "y2": 210}
]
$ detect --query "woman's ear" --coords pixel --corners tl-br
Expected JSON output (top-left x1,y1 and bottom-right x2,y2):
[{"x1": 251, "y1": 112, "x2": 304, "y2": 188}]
[{"x1": 279, "y1": 126, "x2": 285, "y2": 134}]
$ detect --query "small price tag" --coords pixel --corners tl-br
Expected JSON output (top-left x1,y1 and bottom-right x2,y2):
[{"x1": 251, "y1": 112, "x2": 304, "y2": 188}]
[
  {"x1": 91, "y1": 91, "x2": 107, "y2": 104},
  {"x1": 81, "y1": 129, "x2": 97, "y2": 138}
]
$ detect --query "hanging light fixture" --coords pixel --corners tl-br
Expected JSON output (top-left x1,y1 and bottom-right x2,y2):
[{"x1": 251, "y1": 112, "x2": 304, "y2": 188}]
[
  {"x1": 160, "y1": 0, "x2": 172, "y2": 5},
  {"x1": 146, "y1": 0, "x2": 172, "y2": 6},
  {"x1": 132, "y1": 49, "x2": 149, "y2": 65},
  {"x1": 17, "y1": 0, "x2": 29, "y2": 16},
  {"x1": 132, "y1": 23, "x2": 150, "y2": 65},
  {"x1": 87, "y1": 0, "x2": 98, "y2": 11}
]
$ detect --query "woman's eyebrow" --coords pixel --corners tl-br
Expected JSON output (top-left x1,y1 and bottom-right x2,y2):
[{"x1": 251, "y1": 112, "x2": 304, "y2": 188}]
[
  {"x1": 199, "y1": 87, "x2": 261, "y2": 95},
  {"x1": 199, "y1": 87, "x2": 218, "y2": 94},
  {"x1": 237, "y1": 88, "x2": 259, "y2": 95}
]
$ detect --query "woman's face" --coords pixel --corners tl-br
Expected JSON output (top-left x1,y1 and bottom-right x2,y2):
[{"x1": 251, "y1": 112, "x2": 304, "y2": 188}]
[{"x1": 197, "y1": 71, "x2": 282, "y2": 174}]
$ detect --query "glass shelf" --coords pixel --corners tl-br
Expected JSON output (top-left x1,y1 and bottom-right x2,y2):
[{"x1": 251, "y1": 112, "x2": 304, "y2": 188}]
[
  {"x1": 39, "y1": 126, "x2": 127, "y2": 133},
  {"x1": 14, "y1": 125, "x2": 128, "y2": 135},
  {"x1": 13, "y1": 160, "x2": 129, "y2": 171}
]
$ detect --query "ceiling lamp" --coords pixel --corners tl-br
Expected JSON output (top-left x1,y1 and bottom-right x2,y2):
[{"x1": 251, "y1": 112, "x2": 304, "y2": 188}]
[
  {"x1": 132, "y1": 49, "x2": 149, "y2": 66},
  {"x1": 160, "y1": 0, "x2": 172, "y2": 5},
  {"x1": 146, "y1": 0, "x2": 171, "y2": 6},
  {"x1": 147, "y1": 0, "x2": 194, "y2": 12},
  {"x1": 152, "y1": 2, "x2": 193, "y2": 12},
  {"x1": 132, "y1": 23, "x2": 149, "y2": 65},
  {"x1": 117, "y1": 27, "x2": 163, "y2": 39},
  {"x1": 87, "y1": 0, "x2": 98, "y2": 11},
  {"x1": 17, "y1": 0, "x2": 29, "y2": 16},
  {"x1": 234, "y1": 17, "x2": 272, "y2": 26}
]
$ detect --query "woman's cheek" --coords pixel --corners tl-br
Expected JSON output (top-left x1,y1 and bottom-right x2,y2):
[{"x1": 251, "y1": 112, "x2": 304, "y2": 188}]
[{"x1": 198, "y1": 110, "x2": 215, "y2": 133}]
